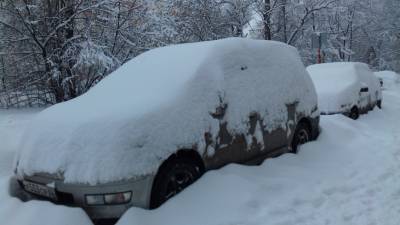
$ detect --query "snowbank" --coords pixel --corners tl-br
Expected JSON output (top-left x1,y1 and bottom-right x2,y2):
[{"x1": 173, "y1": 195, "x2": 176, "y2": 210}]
[
  {"x1": 307, "y1": 62, "x2": 379, "y2": 113},
  {"x1": 0, "y1": 178, "x2": 92, "y2": 225},
  {"x1": 16, "y1": 38, "x2": 317, "y2": 184}
]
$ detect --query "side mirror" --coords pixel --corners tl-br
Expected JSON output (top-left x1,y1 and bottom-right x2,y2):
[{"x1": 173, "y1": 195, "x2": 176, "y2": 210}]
[{"x1": 360, "y1": 87, "x2": 369, "y2": 93}]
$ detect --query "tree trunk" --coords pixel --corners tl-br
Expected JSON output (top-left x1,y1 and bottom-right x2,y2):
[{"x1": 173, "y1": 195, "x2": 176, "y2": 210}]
[
  {"x1": 263, "y1": 0, "x2": 272, "y2": 40},
  {"x1": 281, "y1": 0, "x2": 287, "y2": 43}
]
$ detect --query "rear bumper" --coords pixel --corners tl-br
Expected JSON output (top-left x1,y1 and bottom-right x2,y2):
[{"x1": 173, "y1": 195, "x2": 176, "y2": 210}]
[{"x1": 10, "y1": 174, "x2": 154, "y2": 219}]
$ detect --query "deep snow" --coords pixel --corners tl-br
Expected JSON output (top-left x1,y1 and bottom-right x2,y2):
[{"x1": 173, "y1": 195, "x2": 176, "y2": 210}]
[{"x1": 0, "y1": 71, "x2": 399, "y2": 225}]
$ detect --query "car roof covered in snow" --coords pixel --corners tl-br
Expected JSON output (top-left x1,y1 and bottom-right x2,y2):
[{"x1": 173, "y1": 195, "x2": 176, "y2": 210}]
[
  {"x1": 307, "y1": 62, "x2": 361, "y2": 95},
  {"x1": 16, "y1": 38, "x2": 317, "y2": 184},
  {"x1": 374, "y1": 70, "x2": 400, "y2": 82}
]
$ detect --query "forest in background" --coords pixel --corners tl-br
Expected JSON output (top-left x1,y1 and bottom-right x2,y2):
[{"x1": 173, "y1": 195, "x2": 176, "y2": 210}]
[{"x1": 0, "y1": 0, "x2": 399, "y2": 108}]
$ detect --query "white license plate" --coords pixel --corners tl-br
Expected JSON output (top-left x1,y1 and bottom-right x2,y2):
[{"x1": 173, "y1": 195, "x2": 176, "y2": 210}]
[{"x1": 23, "y1": 180, "x2": 57, "y2": 200}]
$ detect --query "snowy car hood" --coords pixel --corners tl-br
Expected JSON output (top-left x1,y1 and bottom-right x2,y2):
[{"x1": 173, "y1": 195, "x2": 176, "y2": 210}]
[{"x1": 16, "y1": 38, "x2": 317, "y2": 184}]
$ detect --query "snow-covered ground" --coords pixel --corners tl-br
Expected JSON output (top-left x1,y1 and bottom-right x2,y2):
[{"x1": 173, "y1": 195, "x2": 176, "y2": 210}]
[{"x1": 0, "y1": 71, "x2": 399, "y2": 225}]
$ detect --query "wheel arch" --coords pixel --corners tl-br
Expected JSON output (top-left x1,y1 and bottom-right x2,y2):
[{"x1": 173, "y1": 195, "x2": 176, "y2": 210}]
[
  {"x1": 149, "y1": 149, "x2": 205, "y2": 209},
  {"x1": 296, "y1": 115, "x2": 320, "y2": 141},
  {"x1": 351, "y1": 105, "x2": 359, "y2": 112},
  {"x1": 297, "y1": 117, "x2": 312, "y2": 134}
]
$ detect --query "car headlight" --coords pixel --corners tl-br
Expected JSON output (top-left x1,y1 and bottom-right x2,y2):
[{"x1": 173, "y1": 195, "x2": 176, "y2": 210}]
[
  {"x1": 85, "y1": 194, "x2": 104, "y2": 205},
  {"x1": 85, "y1": 191, "x2": 132, "y2": 205},
  {"x1": 104, "y1": 192, "x2": 132, "y2": 204}
]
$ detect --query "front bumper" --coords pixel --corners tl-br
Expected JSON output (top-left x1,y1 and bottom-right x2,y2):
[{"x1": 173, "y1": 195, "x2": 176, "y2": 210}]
[{"x1": 10, "y1": 174, "x2": 154, "y2": 219}]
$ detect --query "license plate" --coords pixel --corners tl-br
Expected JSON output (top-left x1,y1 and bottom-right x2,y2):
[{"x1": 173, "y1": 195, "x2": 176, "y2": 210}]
[{"x1": 22, "y1": 180, "x2": 57, "y2": 200}]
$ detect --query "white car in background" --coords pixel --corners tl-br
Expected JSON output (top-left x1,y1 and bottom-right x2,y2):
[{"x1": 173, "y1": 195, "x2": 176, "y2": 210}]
[
  {"x1": 307, "y1": 62, "x2": 382, "y2": 120},
  {"x1": 374, "y1": 70, "x2": 400, "y2": 90}
]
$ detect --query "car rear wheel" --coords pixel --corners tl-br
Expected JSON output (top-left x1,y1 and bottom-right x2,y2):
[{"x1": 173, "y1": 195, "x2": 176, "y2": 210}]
[
  {"x1": 8, "y1": 177, "x2": 33, "y2": 201},
  {"x1": 349, "y1": 107, "x2": 359, "y2": 120},
  {"x1": 377, "y1": 100, "x2": 382, "y2": 109},
  {"x1": 150, "y1": 157, "x2": 203, "y2": 209},
  {"x1": 291, "y1": 122, "x2": 311, "y2": 154}
]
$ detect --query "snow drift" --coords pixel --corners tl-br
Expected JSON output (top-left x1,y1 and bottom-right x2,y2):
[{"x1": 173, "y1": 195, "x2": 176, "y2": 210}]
[{"x1": 15, "y1": 38, "x2": 317, "y2": 184}]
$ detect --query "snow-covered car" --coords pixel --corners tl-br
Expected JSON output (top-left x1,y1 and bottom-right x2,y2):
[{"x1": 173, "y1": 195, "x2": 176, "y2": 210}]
[
  {"x1": 307, "y1": 62, "x2": 382, "y2": 120},
  {"x1": 374, "y1": 70, "x2": 400, "y2": 89},
  {"x1": 11, "y1": 38, "x2": 320, "y2": 220}
]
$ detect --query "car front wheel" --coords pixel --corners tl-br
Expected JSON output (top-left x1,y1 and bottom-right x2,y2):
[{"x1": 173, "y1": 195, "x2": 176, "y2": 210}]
[
  {"x1": 291, "y1": 122, "x2": 311, "y2": 154},
  {"x1": 377, "y1": 100, "x2": 382, "y2": 109},
  {"x1": 150, "y1": 157, "x2": 203, "y2": 209},
  {"x1": 349, "y1": 107, "x2": 359, "y2": 120}
]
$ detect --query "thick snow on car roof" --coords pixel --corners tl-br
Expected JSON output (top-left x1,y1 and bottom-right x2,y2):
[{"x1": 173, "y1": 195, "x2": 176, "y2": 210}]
[
  {"x1": 16, "y1": 38, "x2": 317, "y2": 184},
  {"x1": 307, "y1": 63, "x2": 359, "y2": 94},
  {"x1": 307, "y1": 62, "x2": 368, "y2": 113}
]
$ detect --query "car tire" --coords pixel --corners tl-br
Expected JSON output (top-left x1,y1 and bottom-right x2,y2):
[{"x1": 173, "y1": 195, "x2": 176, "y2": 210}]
[
  {"x1": 8, "y1": 177, "x2": 33, "y2": 201},
  {"x1": 349, "y1": 107, "x2": 359, "y2": 120},
  {"x1": 291, "y1": 122, "x2": 311, "y2": 154},
  {"x1": 377, "y1": 100, "x2": 382, "y2": 109},
  {"x1": 150, "y1": 156, "x2": 203, "y2": 209}
]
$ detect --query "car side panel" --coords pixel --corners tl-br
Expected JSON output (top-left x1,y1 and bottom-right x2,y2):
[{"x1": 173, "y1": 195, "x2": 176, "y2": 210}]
[{"x1": 203, "y1": 102, "x2": 296, "y2": 170}]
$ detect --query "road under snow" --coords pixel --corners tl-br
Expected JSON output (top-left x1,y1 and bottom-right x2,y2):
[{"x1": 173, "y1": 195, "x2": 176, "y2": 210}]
[{"x1": 0, "y1": 73, "x2": 399, "y2": 225}]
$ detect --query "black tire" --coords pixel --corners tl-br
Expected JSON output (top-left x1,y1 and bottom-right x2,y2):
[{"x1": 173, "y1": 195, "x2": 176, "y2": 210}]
[
  {"x1": 150, "y1": 157, "x2": 203, "y2": 209},
  {"x1": 349, "y1": 107, "x2": 359, "y2": 120},
  {"x1": 377, "y1": 100, "x2": 382, "y2": 109},
  {"x1": 291, "y1": 122, "x2": 311, "y2": 154},
  {"x1": 8, "y1": 177, "x2": 32, "y2": 201}
]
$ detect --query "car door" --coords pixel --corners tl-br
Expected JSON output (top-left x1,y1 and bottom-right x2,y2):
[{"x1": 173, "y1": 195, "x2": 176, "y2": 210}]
[
  {"x1": 262, "y1": 101, "x2": 296, "y2": 154},
  {"x1": 203, "y1": 103, "x2": 264, "y2": 169}
]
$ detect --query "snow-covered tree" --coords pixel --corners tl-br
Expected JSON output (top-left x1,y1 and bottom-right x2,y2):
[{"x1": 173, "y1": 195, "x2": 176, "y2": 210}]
[
  {"x1": 0, "y1": 0, "x2": 153, "y2": 104},
  {"x1": 0, "y1": 0, "x2": 399, "y2": 108}
]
